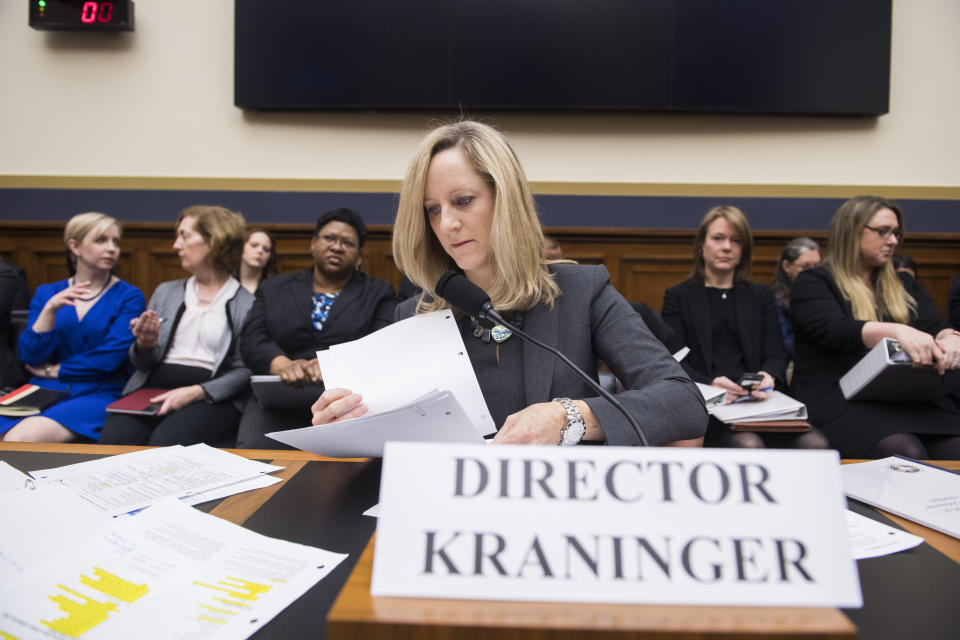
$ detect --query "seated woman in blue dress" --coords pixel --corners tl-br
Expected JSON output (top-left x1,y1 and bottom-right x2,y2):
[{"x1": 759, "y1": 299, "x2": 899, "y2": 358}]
[
  {"x1": 309, "y1": 120, "x2": 706, "y2": 446},
  {"x1": 1, "y1": 212, "x2": 145, "y2": 442},
  {"x1": 791, "y1": 195, "x2": 960, "y2": 459},
  {"x1": 661, "y1": 206, "x2": 828, "y2": 450},
  {"x1": 99, "y1": 206, "x2": 254, "y2": 447}
]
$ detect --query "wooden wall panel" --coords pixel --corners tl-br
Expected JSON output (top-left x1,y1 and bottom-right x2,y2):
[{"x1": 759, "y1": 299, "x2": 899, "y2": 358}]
[{"x1": 2, "y1": 222, "x2": 958, "y2": 317}]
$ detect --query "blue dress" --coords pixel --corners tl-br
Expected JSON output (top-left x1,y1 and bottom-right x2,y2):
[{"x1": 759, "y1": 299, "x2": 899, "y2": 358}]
[{"x1": 0, "y1": 278, "x2": 145, "y2": 440}]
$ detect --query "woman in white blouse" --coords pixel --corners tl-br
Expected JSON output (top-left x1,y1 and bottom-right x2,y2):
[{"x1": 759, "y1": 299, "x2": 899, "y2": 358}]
[{"x1": 99, "y1": 206, "x2": 255, "y2": 446}]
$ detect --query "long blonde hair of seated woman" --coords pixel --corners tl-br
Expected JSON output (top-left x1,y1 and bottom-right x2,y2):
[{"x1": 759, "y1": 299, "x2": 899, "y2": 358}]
[{"x1": 824, "y1": 195, "x2": 915, "y2": 323}]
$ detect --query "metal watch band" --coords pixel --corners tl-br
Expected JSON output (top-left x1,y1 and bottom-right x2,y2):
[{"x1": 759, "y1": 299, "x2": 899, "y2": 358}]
[{"x1": 553, "y1": 397, "x2": 585, "y2": 446}]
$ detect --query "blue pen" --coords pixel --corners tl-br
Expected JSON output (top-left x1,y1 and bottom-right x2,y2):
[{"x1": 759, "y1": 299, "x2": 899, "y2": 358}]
[{"x1": 731, "y1": 386, "x2": 773, "y2": 403}]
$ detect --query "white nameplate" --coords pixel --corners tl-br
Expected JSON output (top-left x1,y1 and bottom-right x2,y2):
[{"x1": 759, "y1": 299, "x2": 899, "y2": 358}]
[{"x1": 372, "y1": 443, "x2": 862, "y2": 608}]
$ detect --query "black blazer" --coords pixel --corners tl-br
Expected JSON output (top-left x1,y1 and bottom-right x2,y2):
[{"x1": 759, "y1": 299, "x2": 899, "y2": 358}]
[
  {"x1": 790, "y1": 267, "x2": 950, "y2": 426},
  {"x1": 661, "y1": 277, "x2": 787, "y2": 386},
  {"x1": 397, "y1": 264, "x2": 706, "y2": 446},
  {"x1": 949, "y1": 274, "x2": 960, "y2": 330},
  {"x1": 240, "y1": 268, "x2": 397, "y2": 374},
  {"x1": 0, "y1": 261, "x2": 28, "y2": 389}
]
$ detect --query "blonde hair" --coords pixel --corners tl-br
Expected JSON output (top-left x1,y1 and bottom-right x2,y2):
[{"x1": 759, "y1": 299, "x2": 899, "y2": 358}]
[
  {"x1": 392, "y1": 120, "x2": 559, "y2": 313},
  {"x1": 692, "y1": 205, "x2": 753, "y2": 281},
  {"x1": 177, "y1": 205, "x2": 246, "y2": 276},
  {"x1": 64, "y1": 212, "x2": 121, "y2": 274},
  {"x1": 824, "y1": 195, "x2": 915, "y2": 323}
]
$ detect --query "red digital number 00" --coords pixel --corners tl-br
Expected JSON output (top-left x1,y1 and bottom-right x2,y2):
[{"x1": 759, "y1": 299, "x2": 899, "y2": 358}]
[{"x1": 80, "y1": 2, "x2": 114, "y2": 24}]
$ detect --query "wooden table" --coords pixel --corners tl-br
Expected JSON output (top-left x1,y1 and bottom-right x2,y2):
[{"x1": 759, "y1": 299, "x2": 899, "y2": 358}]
[{"x1": 327, "y1": 461, "x2": 960, "y2": 640}]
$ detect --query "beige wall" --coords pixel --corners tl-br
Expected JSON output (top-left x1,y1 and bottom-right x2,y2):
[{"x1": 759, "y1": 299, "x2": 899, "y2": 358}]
[{"x1": 1, "y1": 0, "x2": 958, "y2": 187}]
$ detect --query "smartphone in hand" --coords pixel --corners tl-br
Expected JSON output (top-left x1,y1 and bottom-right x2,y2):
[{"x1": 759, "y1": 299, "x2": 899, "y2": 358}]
[{"x1": 738, "y1": 372, "x2": 764, "y2": 389}]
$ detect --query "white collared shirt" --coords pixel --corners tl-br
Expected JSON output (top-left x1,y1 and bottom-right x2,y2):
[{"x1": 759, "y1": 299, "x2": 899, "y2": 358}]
[{"x1": 164, "y1": 276, "x2": 240, "y2": 371}]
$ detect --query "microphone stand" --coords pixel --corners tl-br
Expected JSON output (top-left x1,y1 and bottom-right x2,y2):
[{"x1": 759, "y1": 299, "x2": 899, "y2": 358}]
[{"x1": 479, "y1": 307, "x2": 650, "y2": 447}]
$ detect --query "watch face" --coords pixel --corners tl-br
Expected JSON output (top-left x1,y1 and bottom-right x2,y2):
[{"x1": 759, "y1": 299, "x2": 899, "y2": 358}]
[{"x1": 562, "y1": 421, "x2": 586, "y2": 446}]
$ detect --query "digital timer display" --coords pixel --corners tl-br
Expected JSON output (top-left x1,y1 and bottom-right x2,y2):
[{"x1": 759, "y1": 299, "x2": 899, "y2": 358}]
[{"x1": 30, "y1": 0, "x2": 134, "y2": 31}]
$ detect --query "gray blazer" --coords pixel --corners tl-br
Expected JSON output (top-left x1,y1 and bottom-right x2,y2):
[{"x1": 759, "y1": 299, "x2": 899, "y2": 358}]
[
  {"x1": 398, "y1": 264, "x2": 707, "y2": 446},
  {"x1": 123, "y1": 278, "x2": 255, "y2": 410}
]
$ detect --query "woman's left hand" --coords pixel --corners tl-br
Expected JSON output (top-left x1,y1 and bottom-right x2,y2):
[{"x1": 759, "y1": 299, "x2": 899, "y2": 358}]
[
  {"x1": 150, "y1": 385, "x2": 205, "y2": 416},
  {"x1": 25, "y1": 363, "x2": 60, "y2": 379},
  {"x1": 493, "y1": 401, "x2": 569, "y2": 445},
  {"x1": 747, "y1": 371, "x2": 775, "y2": 400},
  {"x1": 935, "y1": 330, "x2": 960, "y2": 374}
]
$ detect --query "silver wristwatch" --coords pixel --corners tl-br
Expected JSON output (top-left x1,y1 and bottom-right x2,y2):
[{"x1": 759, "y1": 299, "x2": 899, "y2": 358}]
[{"x1": 553, "y1": 397, "x2": 585, "y2": 446}]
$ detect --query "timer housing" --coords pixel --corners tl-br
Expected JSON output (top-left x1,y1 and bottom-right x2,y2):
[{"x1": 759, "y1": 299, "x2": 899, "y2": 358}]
[{"x1": 30, "y1": 0, "x2": 135, "y2": 31}]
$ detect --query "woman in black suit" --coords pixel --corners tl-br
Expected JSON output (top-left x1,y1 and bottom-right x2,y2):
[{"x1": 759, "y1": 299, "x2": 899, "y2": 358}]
[
  {"x1": 791, "y1": 196, "x2": 960, "y2": 459},
  {"x1": 236, "y1": 208, "x2": 397, "y2": 448},
  {"x1": 662, "y1": 205, "x2": 828, "y2": 449},
  {"x1": 0, "y1": 259, "x2": 29, "y2": 389}
]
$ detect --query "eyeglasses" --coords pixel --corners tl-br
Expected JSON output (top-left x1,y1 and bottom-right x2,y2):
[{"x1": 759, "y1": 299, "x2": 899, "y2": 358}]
[
  {"x1": 864, "y1": 225, "x2": 902, "y2": 241},
  {"x1": 316, "y1": 233, "x2": 357, "y2": 250}
]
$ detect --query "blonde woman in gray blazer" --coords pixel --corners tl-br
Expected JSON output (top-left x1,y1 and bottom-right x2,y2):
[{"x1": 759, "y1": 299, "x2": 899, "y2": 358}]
[
  {"x1": 310, "y1": 121, "x2": 706, "y2": 446},
  {"x1": 100, "y1": 206, "x2": 254, "y2": 446}
]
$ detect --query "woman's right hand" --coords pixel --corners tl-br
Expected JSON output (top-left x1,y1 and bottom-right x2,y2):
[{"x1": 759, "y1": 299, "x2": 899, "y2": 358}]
[
  {"x1": 130, "y1": 310, "x2": 161, "y2": 350},
  {"x1": 311, "y1": 388, "x2": 367, "y2": 425},
  {"x1": 892, "y1": 324, "x2": 941, "y2": 368},
  {"x1": 46, "y1": 281, "x2": 92, "y2": 311},
  {"x1": 277, "y1": 359, "x2": 323, "y2": 388},
  {"x1": 711, "y1": 376, "x2": 750, "y2": 403},
  {"x1": 32, "y1": 281, "x2": 93, "y2": 332}
]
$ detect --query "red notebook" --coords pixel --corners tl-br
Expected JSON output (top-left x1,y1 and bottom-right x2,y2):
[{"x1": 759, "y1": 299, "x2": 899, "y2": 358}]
[{"x1": 105, "y1": 388, "x2": 167, "y2": 415}]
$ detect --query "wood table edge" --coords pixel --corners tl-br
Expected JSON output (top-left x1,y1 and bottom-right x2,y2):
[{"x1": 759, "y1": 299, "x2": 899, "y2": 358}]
[{"x1": 328, "y1": 537, "x2": 856, "y2": 639}]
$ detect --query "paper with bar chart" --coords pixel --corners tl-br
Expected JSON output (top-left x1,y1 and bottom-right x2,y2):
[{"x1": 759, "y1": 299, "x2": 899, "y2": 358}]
[{"x1": 0, "y1": 499, "x2": 346, "y2": 640}]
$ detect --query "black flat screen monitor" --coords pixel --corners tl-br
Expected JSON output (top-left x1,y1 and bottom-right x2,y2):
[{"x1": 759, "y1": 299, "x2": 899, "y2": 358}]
[{"x1": 235, "y1": 0, "x2": 890, "y2": 115}]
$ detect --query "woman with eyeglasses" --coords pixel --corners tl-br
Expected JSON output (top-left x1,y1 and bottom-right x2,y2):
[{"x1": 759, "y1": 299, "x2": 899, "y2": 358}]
[
  {"x1": 791, "y1": 195, "x2": 960, "y2": 459},
  {"x1": 236, "y1": 208, "x2": 397, "y2": 448},
  {"x1": 99, "y1": 206, "x2": 254, "y2": 447}
]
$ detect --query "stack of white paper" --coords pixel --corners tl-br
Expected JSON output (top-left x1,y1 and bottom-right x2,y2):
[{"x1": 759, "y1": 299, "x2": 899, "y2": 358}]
[
  {"x1": 29, "y1": 444, "x2": 284, "y2": 517},
  {"x1": 0, "y1": 499, "x2": 345, "y2": 640},
  {"x1": 708, "y1": 390, "x2": 807, "y2": 423},
  {"x1": 268, "y1": 311, "x2": 490, "y2": 457}
]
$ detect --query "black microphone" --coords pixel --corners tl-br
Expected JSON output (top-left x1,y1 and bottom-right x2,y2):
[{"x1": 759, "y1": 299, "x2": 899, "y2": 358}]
[
  {"x1": 435, "y1": 270, "x2": 501, "y2": 328},
  {"x1": 434, "y1": 270, "x2": 649, "y2": 446}
]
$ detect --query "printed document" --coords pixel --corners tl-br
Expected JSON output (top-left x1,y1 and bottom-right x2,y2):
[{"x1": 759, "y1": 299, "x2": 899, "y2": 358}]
[
  {"x1": 846, "y1": 509, "x2": 923, "y2": 560},
  {"x1": 30, "y1": 444, "x2": 283, "y2": 517},
  {"x1": 268, "y1": 389, "x2": 486, "y2": 458},
  {"x1": 269, "y1": 311, "x2": 493, "y2": 457},
  {"x1": 0, "y1": 499, "x2": 346, "y2": 640},
  {"x1": 315, "y1": 310, "x2": 493, "y2": 436},
  {"x1": 842, "y1": 457, "x2": 960, "y2": 539}
]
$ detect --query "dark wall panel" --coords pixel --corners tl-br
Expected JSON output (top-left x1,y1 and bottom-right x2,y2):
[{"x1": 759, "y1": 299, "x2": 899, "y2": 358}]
[{"x1": 0, "y1": 187, "x2": 956, "y2": 233}]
